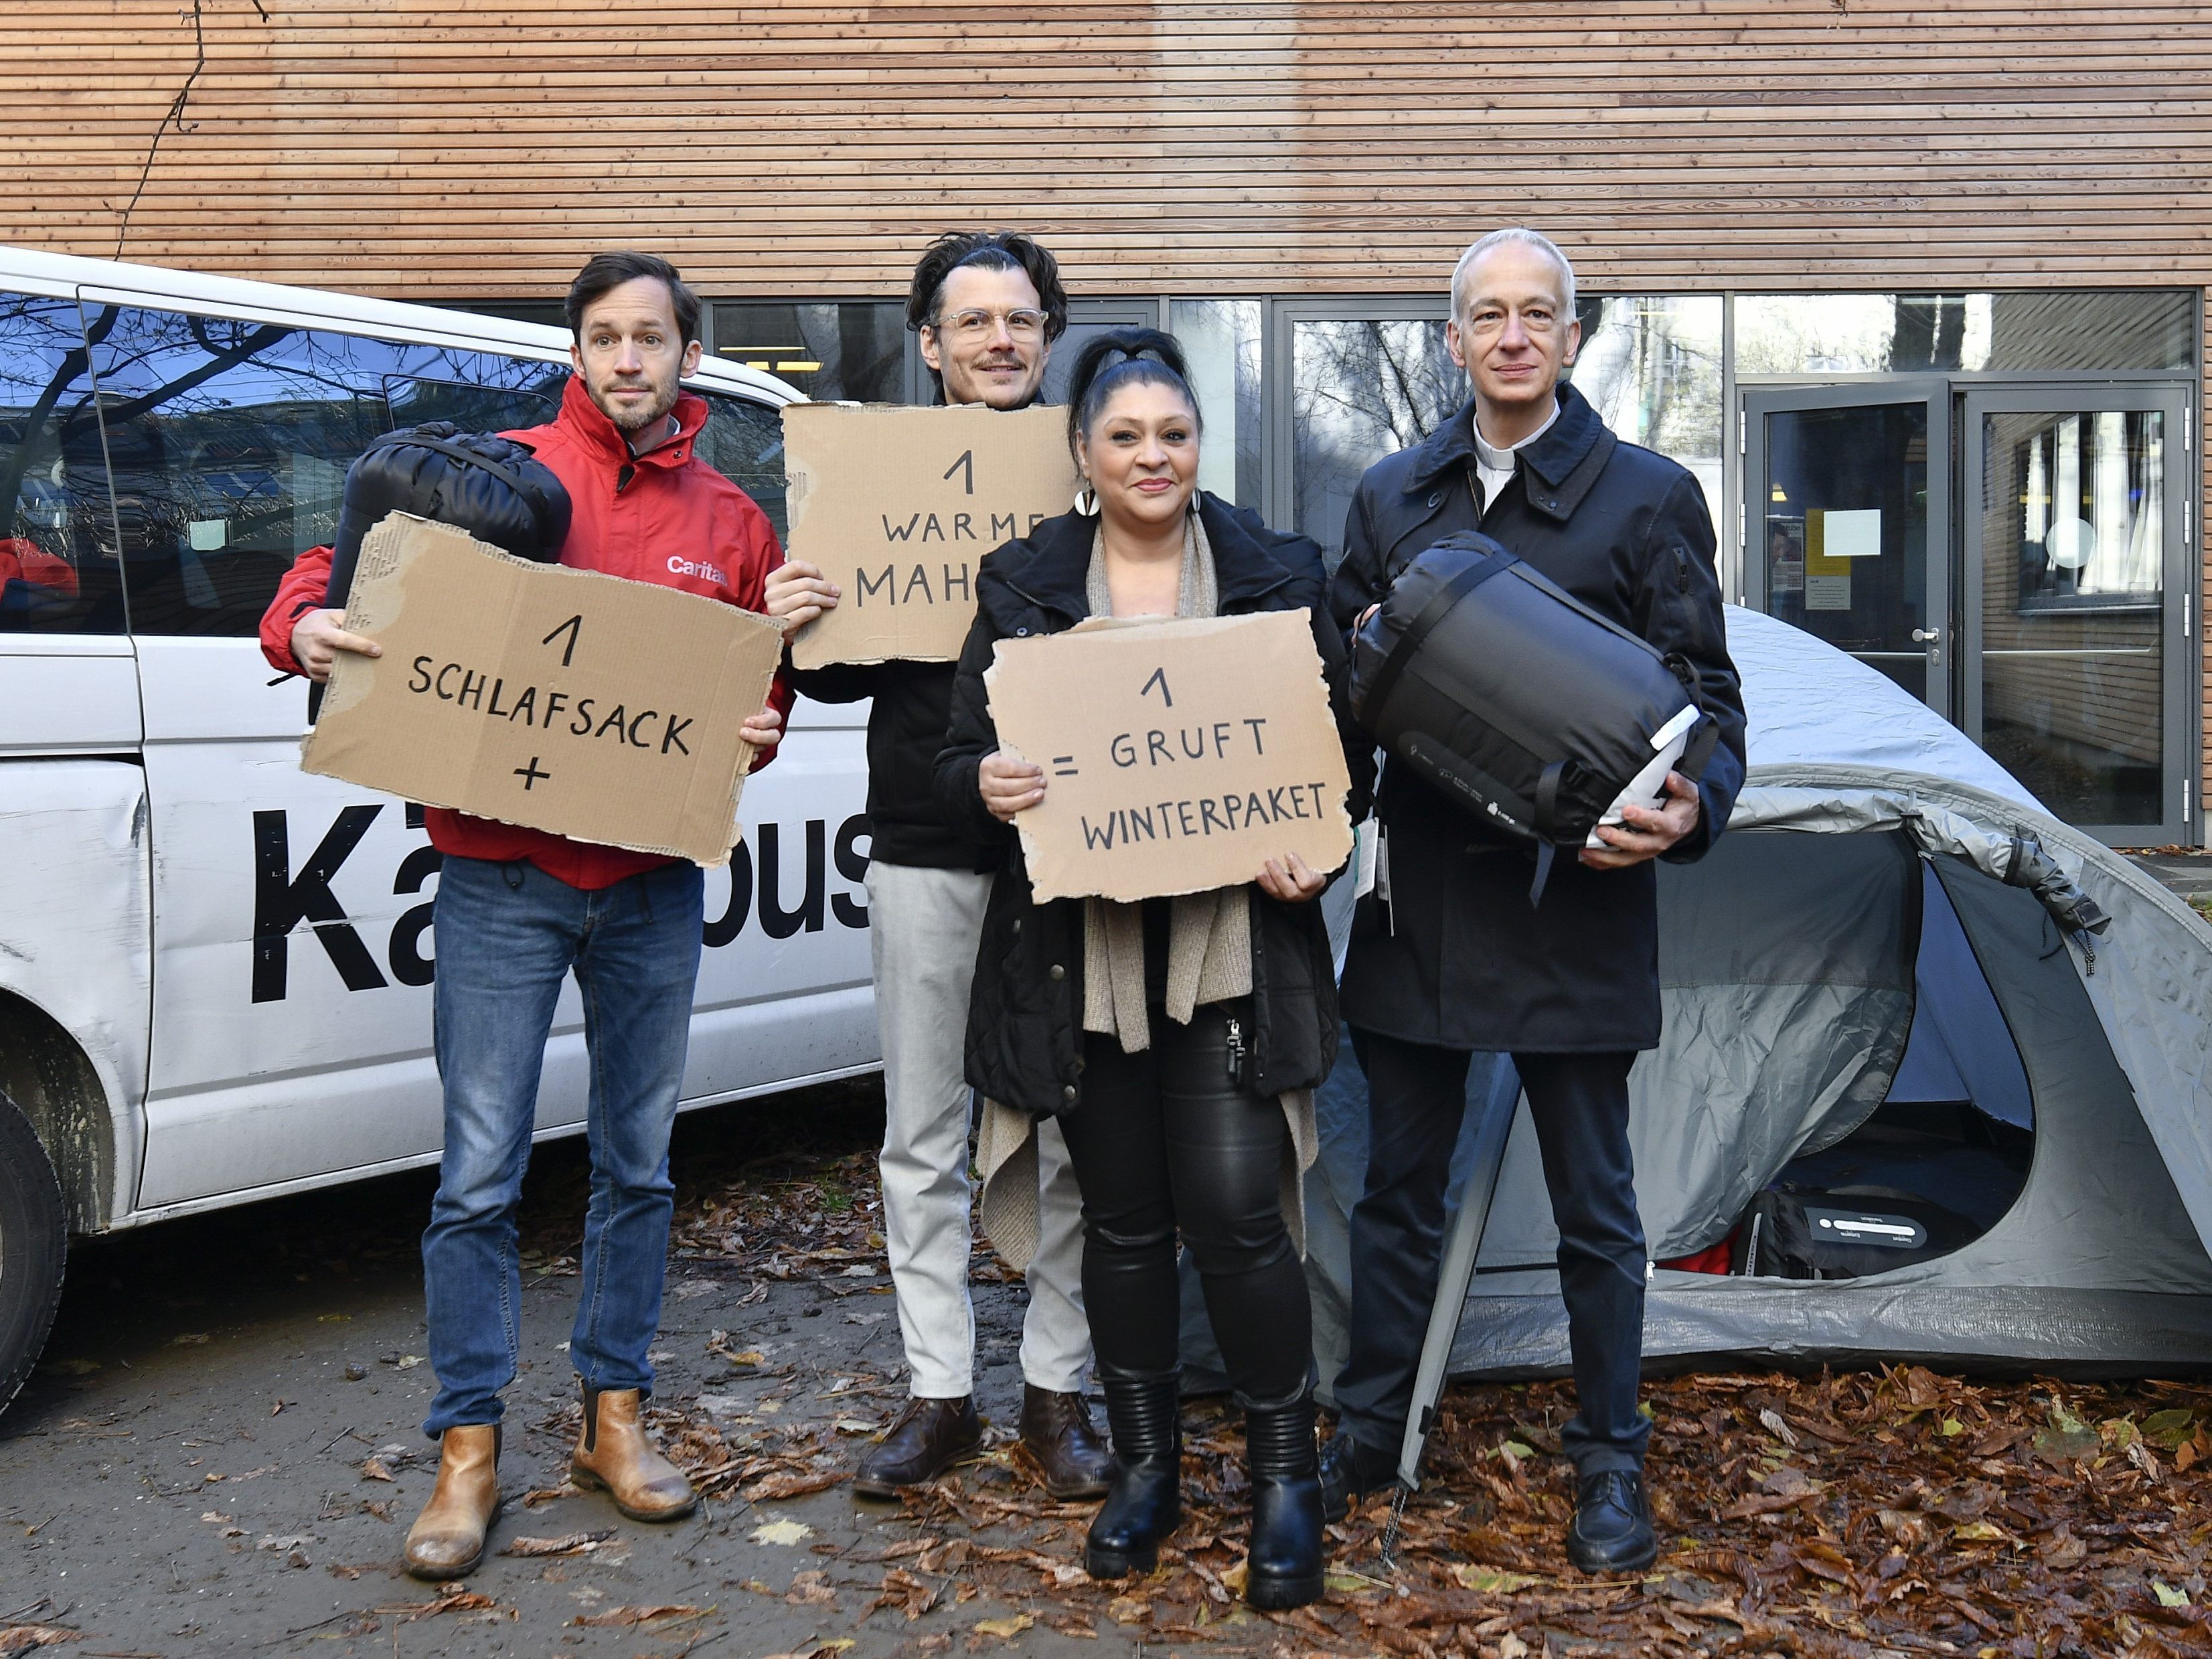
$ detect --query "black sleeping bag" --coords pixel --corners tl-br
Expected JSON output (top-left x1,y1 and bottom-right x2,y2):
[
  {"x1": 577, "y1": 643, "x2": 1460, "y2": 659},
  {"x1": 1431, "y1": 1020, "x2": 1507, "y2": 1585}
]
[
  {"x1": 307, "y1": 423, "x2": 571, "y2": 720},
  {"x1": 1350, "y1": 530, "x2": 1719, "y2": 856},
  {"x1": 320, "y1": 422, "x2": 572, "y2": 611}
]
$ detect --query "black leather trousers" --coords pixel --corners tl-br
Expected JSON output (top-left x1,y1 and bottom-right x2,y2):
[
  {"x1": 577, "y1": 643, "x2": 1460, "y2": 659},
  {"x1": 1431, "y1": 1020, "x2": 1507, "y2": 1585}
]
[{"x1": 1058, "y1": 1003, "x2": 1311, "y2": 1401}]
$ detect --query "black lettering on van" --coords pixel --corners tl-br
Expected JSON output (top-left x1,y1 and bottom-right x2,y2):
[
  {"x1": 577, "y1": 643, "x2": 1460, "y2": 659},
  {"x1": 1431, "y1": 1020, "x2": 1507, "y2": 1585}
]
[
  {"x1": 832, "y1": 813, "x2": 870, "y2": 928},
  {"x1": 386, "y1": 844, "x2": 443, "y2": 988},
  {"x1": 702, "y1": 841, "x2": 755, "y2": 948},
  {"x1": 252, "y1": 806, "x2": 389, "y2": 1003},
  {"x1": 757, "y1": 819, "x2": 825, "y2": 939}
]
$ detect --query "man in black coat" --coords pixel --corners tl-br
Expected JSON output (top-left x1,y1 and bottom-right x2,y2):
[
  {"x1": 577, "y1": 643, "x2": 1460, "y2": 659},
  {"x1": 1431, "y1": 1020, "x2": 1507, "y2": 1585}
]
[
  {"x1": 764, "y1": 232, "x2": 1113, "y2": 1501},
  {"x1": 1323, "y1": 228, "x2": 1745, "y2": 1573}
]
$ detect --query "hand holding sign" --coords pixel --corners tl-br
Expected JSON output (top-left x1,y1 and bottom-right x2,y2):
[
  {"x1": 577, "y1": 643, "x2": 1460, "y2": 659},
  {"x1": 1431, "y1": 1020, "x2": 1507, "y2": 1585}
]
[{"x1": 983, "y1": 610, "x2": 1353, "y2": 903}]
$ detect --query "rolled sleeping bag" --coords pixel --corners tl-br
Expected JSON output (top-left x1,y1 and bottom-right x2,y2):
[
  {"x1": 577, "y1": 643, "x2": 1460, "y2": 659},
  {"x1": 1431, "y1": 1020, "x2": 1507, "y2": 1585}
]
[
  {"x1": 320, "y1": 422, "x2": 572, "y2": 611},
  {"x1": 1350, "y1": 530, "x2": 1717, "y2": 897},
  {"x1": 308, "y1": 423, "x2": 571, "y2": 722}
]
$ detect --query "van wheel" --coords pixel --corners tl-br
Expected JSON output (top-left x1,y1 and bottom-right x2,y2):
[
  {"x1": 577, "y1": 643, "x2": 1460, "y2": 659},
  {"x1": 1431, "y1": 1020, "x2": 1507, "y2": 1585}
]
[{"x1": 0, "y1": 1091, "x2": 66, "y2": 1415}]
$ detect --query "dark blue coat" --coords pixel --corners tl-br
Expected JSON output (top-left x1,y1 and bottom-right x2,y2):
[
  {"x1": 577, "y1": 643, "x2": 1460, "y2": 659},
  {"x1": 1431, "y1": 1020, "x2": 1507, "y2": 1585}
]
[{"x1": 1327, "y1": 382, "x2": 1746, "y2": 1053}]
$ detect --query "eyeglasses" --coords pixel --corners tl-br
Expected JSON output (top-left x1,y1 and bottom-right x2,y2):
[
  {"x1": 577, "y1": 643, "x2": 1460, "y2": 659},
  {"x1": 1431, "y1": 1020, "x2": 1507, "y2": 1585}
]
[{"x1": 935, "y1": 307, "x2": 1048, "y2": 342}]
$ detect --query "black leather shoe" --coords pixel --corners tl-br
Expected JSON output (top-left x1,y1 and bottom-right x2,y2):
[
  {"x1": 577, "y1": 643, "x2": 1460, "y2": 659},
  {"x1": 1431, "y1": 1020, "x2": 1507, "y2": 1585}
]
[
  {"x1": 1085, "y1": 1368, "x2": 1181, "y2": 1578},
  {"x1": 853, "y1": 1397, "x2": 983, "y2": 1498},
  {"x1": 1242, "y1": 1390, "x2": 1325, "y2": 1609},
  {"x1": 1565, "y1": 1468, "x2": 1658, "y2": 1574},
  {"x1": 1020, "y1": 1385, "x2": 1115, "y2": 1500},
  {"x1": 1318, "y1": 1429, "x2": 1399, "y2": 1524}
]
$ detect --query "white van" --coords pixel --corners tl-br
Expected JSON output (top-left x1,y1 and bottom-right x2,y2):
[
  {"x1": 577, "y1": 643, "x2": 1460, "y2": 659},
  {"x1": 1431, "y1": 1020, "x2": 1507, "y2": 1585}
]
[{"x1": 0, "y1": 250, "x2": 874, "y2": 1407}]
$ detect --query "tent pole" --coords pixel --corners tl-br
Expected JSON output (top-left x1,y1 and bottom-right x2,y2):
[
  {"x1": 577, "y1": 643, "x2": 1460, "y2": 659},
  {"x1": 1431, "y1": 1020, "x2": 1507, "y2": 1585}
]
[{"x1": 1394, "y1": 1058, "x2": 1522, "y2": 1492}]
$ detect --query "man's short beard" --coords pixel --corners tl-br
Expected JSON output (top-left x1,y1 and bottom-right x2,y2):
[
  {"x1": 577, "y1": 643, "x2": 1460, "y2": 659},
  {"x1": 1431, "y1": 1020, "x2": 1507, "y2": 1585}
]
[{"x1": 597, "y1": 378, "x2": 678, "y2": 433}]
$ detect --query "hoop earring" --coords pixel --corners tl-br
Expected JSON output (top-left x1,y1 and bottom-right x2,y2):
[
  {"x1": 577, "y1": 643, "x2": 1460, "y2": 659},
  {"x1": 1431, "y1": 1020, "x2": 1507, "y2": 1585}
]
[{"x1": 1075, "y1": 481, "x2": 1099, "y2": 516}]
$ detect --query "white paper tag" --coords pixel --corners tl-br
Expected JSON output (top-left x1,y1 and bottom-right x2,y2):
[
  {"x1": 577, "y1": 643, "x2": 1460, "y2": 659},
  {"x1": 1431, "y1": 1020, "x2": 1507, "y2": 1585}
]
[{"x1": 1352, "y1": 818, "x2": 1379, "y2": 899}]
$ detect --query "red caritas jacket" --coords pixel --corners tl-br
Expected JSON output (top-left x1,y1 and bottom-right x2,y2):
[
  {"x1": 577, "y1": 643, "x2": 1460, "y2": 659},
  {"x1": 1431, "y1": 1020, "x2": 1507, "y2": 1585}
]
[{"x1": 260, "y1": 374, "x2": 793, "y2": 890}]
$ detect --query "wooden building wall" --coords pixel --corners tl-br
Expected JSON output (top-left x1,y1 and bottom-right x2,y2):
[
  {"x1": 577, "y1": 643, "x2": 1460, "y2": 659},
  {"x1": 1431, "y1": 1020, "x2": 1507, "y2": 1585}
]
[
  {"x1": 9, "y1": 0, "x2": 2212, "y2": 830},
  {"x1": 11, "y1": 0, "x2": 2210, "y2": 301}
]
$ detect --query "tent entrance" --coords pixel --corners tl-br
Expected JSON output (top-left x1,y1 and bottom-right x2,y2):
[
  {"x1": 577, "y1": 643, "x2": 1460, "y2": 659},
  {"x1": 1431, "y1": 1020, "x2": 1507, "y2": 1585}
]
[{"x1": 1723, "y1": 859, "x2": 2036, "y2": 1281}]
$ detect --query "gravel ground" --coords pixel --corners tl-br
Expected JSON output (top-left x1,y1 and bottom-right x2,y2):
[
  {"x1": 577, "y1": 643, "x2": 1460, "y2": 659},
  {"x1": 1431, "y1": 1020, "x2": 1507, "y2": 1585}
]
[{"x1": 0, "y1": 1081, "x2": 1119, "y2": 1659}]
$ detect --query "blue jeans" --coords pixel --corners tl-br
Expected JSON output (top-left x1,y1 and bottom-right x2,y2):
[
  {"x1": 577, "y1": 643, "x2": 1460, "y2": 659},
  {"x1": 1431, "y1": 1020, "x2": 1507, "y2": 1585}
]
[{"x1": 421, "y1": 854, "x2": 705, "y2": 1437}]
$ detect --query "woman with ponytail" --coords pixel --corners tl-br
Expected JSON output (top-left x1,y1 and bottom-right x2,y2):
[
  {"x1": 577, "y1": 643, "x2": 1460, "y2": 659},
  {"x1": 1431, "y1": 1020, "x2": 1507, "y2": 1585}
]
[{"x1": 934, "y1": 329, "x2": 1372, "y2": 1609}]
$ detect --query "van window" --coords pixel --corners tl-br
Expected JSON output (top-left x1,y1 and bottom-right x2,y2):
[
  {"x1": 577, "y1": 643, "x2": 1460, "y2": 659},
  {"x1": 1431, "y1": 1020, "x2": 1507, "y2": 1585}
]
[
  {"x1": 693, "y1": 390, "x2": 788, "y2": 541},
  {"x1": 0, "y1": 292, "x2": 127, "y2": 634},
  {"x1": 84, "y1": 308, "x2": 568, "y2": 637}
]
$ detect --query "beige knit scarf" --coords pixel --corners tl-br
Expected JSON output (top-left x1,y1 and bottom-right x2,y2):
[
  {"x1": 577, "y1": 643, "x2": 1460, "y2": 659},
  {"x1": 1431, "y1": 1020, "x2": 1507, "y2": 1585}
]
[{"x1": 1081, "y1": 511, "x2": 1252, "y2": 1052}]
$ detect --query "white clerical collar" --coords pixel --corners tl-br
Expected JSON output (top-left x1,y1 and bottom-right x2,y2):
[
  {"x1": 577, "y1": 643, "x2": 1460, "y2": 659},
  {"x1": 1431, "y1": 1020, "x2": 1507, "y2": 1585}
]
[{"x1": 1473, "y1": 398, "x2": 1561, "y2": 470}]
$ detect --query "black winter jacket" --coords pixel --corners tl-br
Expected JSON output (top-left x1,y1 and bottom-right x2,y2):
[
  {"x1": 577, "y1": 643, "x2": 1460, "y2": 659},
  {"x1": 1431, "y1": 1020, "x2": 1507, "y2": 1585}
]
[
  {"x1": 935, "y1": 493, "x2": 1376, "y2": 1119},
  {"x1": 1328, "y1": 382, "x2": 1746, "y2": 1054},
  {"x1": 783, "y1": 659, "x2": 995, "y2": 872}
]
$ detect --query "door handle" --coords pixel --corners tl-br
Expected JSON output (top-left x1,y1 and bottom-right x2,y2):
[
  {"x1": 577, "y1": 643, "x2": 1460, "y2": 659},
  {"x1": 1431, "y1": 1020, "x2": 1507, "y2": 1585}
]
[{"x1": 1911, "y1": 628, "x2": 1940, "y2": 643}]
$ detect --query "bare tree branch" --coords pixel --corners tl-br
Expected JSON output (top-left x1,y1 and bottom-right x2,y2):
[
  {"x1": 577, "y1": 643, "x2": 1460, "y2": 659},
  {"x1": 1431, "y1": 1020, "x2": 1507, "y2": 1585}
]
[{"x1": 114, "y1": 0, "x2": 211, "y2": 260}]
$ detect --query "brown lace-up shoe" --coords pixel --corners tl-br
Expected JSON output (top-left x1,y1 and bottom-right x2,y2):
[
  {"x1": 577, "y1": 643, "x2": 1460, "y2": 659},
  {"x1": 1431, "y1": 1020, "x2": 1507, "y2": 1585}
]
[
  {"x1": 853, "y1": 1397, "x2": 984, "y2": 1498},
  {"x1": 402, "y1": 1423, "x2": 501, "y2": 1580},
  {"x1": 570, "y1": 1385, "x2": 696, "y2": 1522},
  {"x1": 1020, "y1": 1385, "x2": 1116, "y2": 1499}
]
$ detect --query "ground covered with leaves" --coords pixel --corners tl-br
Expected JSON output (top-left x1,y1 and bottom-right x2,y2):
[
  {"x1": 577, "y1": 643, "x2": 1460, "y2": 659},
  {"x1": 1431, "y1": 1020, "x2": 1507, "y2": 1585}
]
[{"x1": 521, "y1": 1084, "x2": 2212, "y2": 1658}]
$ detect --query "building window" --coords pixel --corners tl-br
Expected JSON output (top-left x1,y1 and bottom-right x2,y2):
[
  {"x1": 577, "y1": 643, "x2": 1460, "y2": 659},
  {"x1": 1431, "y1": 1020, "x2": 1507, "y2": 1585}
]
[
  {"x1": 1170, "y1": 299, "x2": 1262, "y2": 510},
  {"x1": 1737, "y1": 291, "x2": 2195, "y2": 376},
  {"x1": 714, "y1": 303, "x2": 904, "y2": 404}
]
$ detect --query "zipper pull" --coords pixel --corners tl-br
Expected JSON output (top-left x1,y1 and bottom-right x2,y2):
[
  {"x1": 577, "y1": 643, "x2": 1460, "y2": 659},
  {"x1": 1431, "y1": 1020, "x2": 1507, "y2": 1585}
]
[{"x1": 1224, "y1": 1016, "x2": 1247, "y2": 1085}]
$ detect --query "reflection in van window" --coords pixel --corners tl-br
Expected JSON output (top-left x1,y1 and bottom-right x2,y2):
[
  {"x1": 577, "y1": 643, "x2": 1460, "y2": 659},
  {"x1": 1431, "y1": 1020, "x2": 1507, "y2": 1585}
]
[
  {"x1": 694, "y1": 390, "x2": 788, "y2": 540},
  {"x1": 0, "y1": 292, "x2": 126, "y2": 634},
  {"x1": 84, "y1": 306, "x2": 568, "y2": 637}
]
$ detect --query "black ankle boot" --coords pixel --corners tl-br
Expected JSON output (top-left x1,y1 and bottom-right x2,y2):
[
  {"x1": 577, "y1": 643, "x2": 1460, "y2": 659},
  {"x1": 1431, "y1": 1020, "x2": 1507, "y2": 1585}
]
[
  {"x1": 1085, "y1": 1368, "x2": 1182, "y2": 1579},
  {"x1": 1241, "y1": 1387, "x2": 1325, "y2": 1609}
]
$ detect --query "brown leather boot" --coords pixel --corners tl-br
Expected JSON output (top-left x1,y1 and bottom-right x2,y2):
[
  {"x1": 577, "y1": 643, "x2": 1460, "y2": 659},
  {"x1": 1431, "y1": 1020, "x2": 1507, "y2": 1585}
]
[
  {"x1": 570, "y1": 1385, "x2": 696, "y2": 1522},
  {"x1": 402, "y1": 1423, "x2": 501, "y2": 1580},
  {"x1": 1020, "y1": 1385, "x2": 1116, "y2": 1500},
  {"x1": 853, "y1": 1397, "x2": 983, "y2": 1498}
]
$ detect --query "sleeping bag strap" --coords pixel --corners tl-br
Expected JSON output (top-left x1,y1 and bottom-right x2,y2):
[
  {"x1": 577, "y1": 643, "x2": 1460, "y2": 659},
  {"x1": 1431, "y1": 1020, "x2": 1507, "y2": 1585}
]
[
  {"x1": 1662, "y1": 649, "x2": 1722, "y2": 782},
  {"x1": 1528, "y1": 762, "x2": 1568, "y2": 906},
  {"x1": 1363, "y1": 548, "x2": 1522, "y2": 718},
  {"x1": 365, "y1": 430, "x2": 563, "y2": 550}
]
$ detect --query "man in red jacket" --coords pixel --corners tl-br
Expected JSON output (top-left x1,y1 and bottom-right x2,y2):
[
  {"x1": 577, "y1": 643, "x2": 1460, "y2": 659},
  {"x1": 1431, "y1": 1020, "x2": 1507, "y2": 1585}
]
[{"x1": 262, "y1": 252, "x2": 790, "y2": 1580}]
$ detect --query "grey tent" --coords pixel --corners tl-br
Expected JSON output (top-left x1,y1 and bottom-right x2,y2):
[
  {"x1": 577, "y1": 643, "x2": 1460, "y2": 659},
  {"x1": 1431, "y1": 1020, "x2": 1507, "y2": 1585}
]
[{"x1": 1271, "y1": 606, "x2": 2212, "y2": 1417}]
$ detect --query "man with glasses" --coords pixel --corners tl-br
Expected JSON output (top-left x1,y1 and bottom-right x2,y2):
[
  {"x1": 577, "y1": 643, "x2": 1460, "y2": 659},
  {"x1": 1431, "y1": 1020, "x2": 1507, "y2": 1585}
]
[
  {"x1": 765, "y1": 232, "x2": 1113, "y2": 1500},
  {"x1": 1324, "y1": 228, "x2": 1745, "y2": 1572}
]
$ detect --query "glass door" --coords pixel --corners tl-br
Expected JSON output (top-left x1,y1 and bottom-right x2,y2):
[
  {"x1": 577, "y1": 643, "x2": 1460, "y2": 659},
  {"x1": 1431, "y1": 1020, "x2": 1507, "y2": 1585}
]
[
  {"x1": 1743, "y1": 380, "x2": 1952, "y2": 716},
  {"x1": 1963, "y1": 386, "x2": 2191, "y2": 844}
]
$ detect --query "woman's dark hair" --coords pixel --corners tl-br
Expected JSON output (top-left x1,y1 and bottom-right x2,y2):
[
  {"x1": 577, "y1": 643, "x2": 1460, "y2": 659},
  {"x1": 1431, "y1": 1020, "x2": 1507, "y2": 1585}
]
[
  {"x1": 564, "y1": 251, "x2": 702, "y2": 347},
  {"x1": 906, "y1": 231, "x2": 1069, "y2": 345},
  {"x1": 1064, "y1": 327, "x2": 1201, "y2": 455}
]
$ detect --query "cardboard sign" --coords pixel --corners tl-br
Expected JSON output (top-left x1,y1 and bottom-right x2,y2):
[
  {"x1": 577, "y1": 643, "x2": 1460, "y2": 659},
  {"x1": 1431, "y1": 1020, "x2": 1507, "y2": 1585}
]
[
  {"x1": 301, "y1": 513, "x2": 784, "y2": 866},
  {"x1": 985, "y1": 610, "x2": 1354, "y2": 903},
  {"x1": 782, "y1": 402, "x2": 1080, "y2": 668}
]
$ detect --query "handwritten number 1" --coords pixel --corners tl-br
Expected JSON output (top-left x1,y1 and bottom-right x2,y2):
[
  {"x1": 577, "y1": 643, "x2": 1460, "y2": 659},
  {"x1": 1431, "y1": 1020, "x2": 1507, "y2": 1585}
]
[
  {"x1": 1140, "y1": 667, "x2": 1172, "y2": 708},
  {"x1": 943, "y1": 450, "x2": 974, "y2": 495},
  {"x1": 542, "y1": 614, "x2": 582, "y2": 667}
]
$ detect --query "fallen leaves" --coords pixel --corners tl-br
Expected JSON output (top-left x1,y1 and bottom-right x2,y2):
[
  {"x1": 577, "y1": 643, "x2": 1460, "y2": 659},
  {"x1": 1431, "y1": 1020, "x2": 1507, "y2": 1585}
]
[
  {"x1": 749, "y1": 1518, "x2": 814, "y2": 1547},
  {"x1": 499, "y1": 1530, "x2": 614, "y2": 1557},
  {"x1": 567, "y1": 1603, "x2": 708, "y2": 1627},
  {"x1": 0, "y1": 1628, "x2": 79, "y2": 1656}
]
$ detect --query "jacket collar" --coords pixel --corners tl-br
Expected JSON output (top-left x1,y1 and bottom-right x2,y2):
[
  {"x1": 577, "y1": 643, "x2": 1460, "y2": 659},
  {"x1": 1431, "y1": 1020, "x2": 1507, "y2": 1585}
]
[
  {"x1": 1401, "y1": 380, "x2": 1609, "y2": 521},
  {"x1": 556, "y1": 372, "x2": 710, "y2": 471},
  {"x1": 1004, "y1": 493, "x2": 1295, "y2": 622}
]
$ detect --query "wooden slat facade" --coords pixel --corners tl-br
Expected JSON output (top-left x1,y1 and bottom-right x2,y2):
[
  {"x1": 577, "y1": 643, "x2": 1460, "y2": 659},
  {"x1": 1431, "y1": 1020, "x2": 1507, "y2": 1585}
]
[{"x1": 7, "y1": 0, "x2": 2212, "y2": 830}]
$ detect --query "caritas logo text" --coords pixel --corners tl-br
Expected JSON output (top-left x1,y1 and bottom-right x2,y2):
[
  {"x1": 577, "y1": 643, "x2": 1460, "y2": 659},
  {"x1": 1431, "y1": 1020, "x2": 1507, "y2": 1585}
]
[{"x1": 667, "y1": 554, "x2": 729, "y2": 585}]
